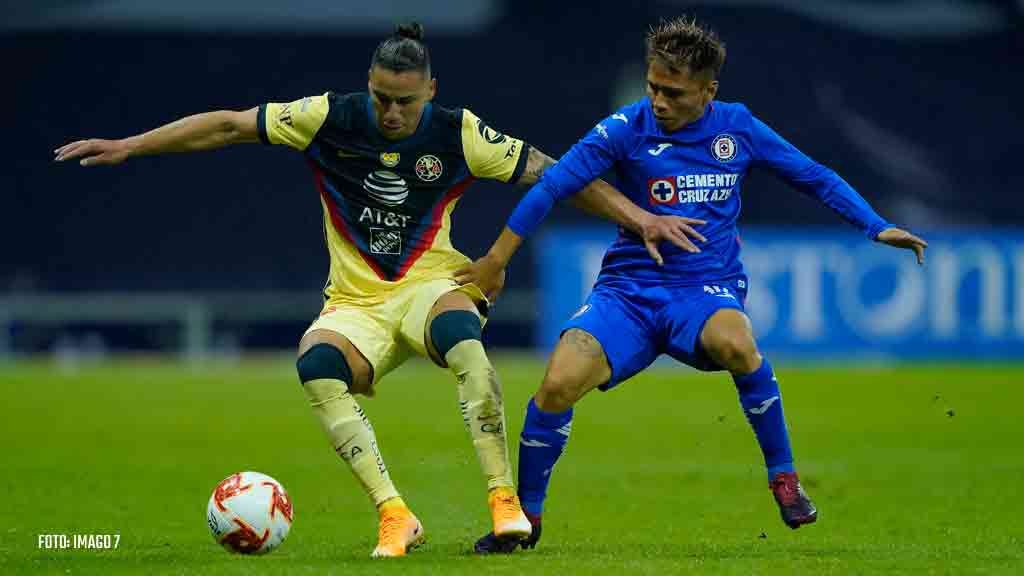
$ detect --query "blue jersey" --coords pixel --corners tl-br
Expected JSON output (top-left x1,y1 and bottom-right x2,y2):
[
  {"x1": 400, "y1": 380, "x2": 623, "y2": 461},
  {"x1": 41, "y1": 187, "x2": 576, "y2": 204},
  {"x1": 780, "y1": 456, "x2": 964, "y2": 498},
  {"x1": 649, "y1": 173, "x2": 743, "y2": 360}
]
[{"x1": 507, "y1": 98, "x2": 892, "y2": 286}]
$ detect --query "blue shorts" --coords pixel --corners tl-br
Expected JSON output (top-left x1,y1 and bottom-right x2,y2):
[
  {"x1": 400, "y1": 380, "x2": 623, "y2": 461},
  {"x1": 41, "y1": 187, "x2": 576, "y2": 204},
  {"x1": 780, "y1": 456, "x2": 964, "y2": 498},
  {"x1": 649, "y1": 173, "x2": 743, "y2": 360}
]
[{"x1": 562, "y1": 276, "x2": 748, "y2": 389}]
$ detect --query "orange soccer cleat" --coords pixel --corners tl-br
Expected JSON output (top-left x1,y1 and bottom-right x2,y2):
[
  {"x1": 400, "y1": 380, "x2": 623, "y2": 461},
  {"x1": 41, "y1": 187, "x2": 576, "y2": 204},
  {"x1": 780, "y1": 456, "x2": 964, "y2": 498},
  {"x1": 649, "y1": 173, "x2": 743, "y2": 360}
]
[
  {"x1": 488, "y1": 486, "x2": 533, "y2": 540},
  {"x1": 371, "y1": 499, "x2": 425, "y2": 558}
]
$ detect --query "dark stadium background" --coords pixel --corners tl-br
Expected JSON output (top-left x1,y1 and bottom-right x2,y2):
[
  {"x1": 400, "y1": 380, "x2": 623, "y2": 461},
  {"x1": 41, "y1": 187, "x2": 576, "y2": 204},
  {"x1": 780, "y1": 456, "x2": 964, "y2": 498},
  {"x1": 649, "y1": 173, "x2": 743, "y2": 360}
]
[{"x1": 3, "y1": 0, "x2": 1021, "y2": 351}]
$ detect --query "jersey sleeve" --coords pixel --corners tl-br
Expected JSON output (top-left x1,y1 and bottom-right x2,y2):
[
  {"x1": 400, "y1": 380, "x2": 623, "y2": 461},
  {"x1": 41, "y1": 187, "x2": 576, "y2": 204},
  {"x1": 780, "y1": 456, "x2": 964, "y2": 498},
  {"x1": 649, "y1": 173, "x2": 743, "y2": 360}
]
[
  {"x1": 459, "y1": 108, "x2": 528, "y2": 183},
  {"x1": 747, "y1": 108, "x2": 892, "y2": 239},
  {"x1": 505, "y1": 113, "x2": 629, "y2": 237},
  {"x1": 257, "y1": 93, "x2": 330, "y2": 151}
]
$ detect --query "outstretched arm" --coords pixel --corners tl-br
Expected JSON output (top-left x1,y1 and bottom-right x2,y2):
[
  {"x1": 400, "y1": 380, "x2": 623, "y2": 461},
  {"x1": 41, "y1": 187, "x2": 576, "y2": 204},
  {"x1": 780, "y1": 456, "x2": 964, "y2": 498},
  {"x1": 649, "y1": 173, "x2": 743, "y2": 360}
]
[
  {"x1": 54, "y1": 108, "x2": 259, "y2": 166},
  {"x1": 516, "y1": 146, "x2": 705, "y2": 258},
  {"x1": 749, "y1": 113, "x2": 928, "y2": 264},
  {"x1": 461, "y1": 110, "x2": 700, "y2": 253},
  {"x1": 456, "y1": 145, "x2": 706, "y2": 300}
]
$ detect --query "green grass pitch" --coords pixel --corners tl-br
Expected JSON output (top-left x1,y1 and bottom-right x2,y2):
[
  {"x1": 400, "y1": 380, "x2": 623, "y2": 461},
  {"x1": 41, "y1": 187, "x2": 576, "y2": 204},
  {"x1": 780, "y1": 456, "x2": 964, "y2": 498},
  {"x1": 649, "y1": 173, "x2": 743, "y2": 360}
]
[{"x1": 2, "y1": 357, "x2": 1022, "y2": 575}]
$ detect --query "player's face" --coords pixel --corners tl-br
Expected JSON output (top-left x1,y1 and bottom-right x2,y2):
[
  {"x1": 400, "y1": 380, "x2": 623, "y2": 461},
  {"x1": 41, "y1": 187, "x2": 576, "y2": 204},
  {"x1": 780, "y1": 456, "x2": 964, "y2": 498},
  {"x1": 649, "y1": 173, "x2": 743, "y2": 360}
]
[
  {"x1": 645, "y1": 59, "x2": 718, "y2": 132},
  {"x1": 368, "y1": 66, "x2": 437, "y2": 140}
]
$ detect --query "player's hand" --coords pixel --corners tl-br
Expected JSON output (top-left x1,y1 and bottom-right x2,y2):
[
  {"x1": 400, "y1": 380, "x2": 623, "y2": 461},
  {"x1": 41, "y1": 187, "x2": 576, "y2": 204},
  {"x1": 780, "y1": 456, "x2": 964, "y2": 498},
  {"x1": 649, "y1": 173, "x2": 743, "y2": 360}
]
[
  {"x1": 639, "y1": 213, "x2": 707, "y2": 265},
  {"x1": 54, "y1": 138, "x2": 132, "y2": 166},
  {"x1": 877, "y1": 227, "x2": 928, "y2": 265},
  {"x1": 454, "y1": 253, "x2": 508, "y2": 302}
]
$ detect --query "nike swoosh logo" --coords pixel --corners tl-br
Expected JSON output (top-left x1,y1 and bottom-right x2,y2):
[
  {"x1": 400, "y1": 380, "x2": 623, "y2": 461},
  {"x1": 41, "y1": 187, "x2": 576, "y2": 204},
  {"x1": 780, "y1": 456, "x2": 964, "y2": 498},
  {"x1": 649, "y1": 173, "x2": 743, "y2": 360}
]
[
  {"x1": 477, "y1": 413, "x2": 502, "y2": 421},
  {"x1": 749, "y1": 396, "x2": 779, "y2": 415}
]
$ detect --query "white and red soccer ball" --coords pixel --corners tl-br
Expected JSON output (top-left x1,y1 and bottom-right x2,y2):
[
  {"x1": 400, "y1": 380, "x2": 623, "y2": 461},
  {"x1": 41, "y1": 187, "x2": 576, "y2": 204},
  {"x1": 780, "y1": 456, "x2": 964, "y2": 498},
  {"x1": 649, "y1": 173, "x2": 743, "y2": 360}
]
[{"x1": 206, "y1": 471, "x2": 293, "y2": 554}]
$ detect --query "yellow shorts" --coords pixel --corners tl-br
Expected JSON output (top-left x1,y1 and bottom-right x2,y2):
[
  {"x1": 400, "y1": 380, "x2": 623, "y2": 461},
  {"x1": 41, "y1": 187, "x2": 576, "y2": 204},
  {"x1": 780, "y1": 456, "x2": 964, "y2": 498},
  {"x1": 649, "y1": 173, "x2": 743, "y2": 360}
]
[{"x1": 304, "y1": 279, "x2": 487, "y2": 385}]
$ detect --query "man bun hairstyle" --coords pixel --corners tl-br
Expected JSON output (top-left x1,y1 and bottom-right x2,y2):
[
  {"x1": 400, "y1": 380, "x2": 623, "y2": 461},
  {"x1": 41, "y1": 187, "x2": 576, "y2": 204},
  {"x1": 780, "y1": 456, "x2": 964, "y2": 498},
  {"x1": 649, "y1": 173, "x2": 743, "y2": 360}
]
[
  {"x1": 372, "y1": 22, "x2": 431, "y2": 75},
  {"x1": 646, "y1": 16, "x2": 726, "y2": 79},
  {"x1": 395, "y1": 22, "x2": 424, "y2": 41}
]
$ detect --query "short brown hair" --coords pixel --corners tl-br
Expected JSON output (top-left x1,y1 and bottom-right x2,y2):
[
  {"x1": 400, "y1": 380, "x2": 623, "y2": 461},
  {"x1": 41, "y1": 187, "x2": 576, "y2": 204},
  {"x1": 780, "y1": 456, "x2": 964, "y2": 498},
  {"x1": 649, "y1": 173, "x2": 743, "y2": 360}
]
[{"x1": 646, "y1": 16, "x2": 726, "y2": 78}]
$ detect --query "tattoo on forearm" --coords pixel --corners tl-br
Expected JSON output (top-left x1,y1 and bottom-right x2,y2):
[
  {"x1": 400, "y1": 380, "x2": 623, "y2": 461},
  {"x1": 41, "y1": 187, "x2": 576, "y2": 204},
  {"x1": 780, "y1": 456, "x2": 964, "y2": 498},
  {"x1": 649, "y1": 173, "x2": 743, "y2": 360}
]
[
  {"x1": 563, "y1": 329, "x2": 603, "y2": 358},
  {"x1": 518, "y1": 148, "x2": 556, "y2": 187}
]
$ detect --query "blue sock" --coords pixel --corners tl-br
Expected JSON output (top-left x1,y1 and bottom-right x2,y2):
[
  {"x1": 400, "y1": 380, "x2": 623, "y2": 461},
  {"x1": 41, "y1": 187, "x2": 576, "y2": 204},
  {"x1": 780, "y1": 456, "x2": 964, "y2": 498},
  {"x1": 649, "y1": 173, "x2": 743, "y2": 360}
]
[
  {"x1": 733, "y1": 357, "x2": 795, "y2": 480},
  {"x1": 517, "y1": 398, "x2": 573, "y2": 516}
]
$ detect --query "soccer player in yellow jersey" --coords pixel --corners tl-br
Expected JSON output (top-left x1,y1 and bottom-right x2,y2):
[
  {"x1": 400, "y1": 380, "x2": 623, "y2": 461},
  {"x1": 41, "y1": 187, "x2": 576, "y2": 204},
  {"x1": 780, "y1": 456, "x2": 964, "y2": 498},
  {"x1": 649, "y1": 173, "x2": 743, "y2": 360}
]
[{"x1": 54, "y1": 22, "x2": 705, "y2": 557}]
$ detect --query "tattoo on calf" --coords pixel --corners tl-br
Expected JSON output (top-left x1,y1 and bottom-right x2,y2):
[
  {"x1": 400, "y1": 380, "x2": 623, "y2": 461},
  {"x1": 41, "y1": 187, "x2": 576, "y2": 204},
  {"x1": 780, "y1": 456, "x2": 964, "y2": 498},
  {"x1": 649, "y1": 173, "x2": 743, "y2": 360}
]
[{"x1": 564, "y1": 329, "x2": 603, "y2": 358}]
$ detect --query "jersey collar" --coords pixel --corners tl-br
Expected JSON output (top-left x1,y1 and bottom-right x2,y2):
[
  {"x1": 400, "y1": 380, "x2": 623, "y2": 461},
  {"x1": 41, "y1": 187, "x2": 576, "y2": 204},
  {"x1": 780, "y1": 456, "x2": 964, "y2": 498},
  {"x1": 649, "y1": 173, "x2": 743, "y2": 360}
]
[{"x1": 643, "y1": 98, "x2": 715, "y2": 142}]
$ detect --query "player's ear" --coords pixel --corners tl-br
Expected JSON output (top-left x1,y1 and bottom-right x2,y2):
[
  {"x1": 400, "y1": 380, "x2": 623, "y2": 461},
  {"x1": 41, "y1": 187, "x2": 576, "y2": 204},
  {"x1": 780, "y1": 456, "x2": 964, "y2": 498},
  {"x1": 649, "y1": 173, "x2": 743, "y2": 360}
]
[
  {"x1": 428, "y1": 77, "x2": 437, "y2": 100},
  {"x1": 707, "y1": 79, "x2": 719, "y2": 101}
]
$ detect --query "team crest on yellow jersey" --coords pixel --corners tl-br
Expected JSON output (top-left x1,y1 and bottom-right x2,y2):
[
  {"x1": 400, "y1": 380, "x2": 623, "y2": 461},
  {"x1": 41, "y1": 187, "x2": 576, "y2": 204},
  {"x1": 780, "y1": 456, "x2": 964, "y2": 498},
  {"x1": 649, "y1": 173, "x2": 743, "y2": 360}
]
[
  {"x1": 379, "y1": 152, "x2": 400, "y2": 167},
  {"x1": 415, "y1": 154, "x2": 443, "y2": 181}
]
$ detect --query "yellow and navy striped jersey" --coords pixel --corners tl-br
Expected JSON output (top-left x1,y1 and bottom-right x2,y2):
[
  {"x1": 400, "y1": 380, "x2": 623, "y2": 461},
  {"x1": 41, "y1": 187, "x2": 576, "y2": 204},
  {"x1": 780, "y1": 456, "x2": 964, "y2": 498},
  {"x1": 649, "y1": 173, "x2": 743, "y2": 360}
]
[{"x1": 257, "y1": 92, "x2": 528, "y2": 305}]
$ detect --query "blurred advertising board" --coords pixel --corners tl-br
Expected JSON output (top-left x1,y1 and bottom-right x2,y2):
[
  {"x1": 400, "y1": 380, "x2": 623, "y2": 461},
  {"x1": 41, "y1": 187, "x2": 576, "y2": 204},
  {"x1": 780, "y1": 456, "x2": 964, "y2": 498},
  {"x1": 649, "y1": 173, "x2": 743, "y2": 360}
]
[{"x1": 537, "y1": 227, "x2": 1024, "y2": 360}]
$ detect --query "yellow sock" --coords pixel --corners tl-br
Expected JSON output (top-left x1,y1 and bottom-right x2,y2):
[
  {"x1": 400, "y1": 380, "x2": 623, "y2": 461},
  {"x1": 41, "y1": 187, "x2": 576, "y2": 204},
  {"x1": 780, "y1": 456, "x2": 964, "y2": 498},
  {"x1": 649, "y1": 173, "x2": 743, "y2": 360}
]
[
  {"x1": 377, "y1": 496, "x2": 407, "y2": 513},
  {"x1": 303, "y1": 378, "x2": 400, "y2": 506},
  {"x1": 445, "y1": 340, "x2": 514, "y2": 490}
]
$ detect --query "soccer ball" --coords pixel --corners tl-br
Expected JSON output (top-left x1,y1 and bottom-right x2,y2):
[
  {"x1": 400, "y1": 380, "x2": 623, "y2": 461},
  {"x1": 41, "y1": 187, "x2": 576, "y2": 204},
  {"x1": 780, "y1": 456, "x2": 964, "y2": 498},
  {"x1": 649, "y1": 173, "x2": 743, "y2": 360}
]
[{"x1": 206, "y1": 471, "x2": 293, "y2": 554}]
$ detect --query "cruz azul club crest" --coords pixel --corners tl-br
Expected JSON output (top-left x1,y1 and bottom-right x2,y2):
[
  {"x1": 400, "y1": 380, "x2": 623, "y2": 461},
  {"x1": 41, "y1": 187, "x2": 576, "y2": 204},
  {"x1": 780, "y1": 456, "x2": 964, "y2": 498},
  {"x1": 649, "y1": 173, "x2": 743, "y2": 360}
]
[
  {"x1": 414, "y1": 154, "x2": 443, "y2": 181},
  {"x1": 711, "y1": 134, "x2": 738, "y2": 162}
]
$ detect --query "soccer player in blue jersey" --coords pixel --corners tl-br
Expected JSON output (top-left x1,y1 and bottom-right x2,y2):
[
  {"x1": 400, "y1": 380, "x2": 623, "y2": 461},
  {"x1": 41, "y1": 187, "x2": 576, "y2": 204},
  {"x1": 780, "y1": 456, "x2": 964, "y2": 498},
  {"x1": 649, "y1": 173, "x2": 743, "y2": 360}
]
[{"x1": 464, "y1": 17, "x2": 928, "y2": 552}]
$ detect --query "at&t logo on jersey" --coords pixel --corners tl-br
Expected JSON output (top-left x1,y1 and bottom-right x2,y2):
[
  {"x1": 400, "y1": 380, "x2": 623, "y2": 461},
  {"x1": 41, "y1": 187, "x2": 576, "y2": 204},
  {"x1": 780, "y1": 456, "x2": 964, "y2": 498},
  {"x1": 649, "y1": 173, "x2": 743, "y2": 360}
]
[{"x1": 362, "y1": 170, "x2": 409, "y2": 206}]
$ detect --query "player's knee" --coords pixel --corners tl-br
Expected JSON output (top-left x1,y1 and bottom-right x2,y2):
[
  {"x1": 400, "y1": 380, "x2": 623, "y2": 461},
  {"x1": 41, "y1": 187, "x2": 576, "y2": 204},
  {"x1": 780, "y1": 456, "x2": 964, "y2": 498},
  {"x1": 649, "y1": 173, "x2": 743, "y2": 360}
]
[
  {"x1": 536, "y1": 370, "x2": 582, "y2": 413},
  {"x1": 296, "y1": 343, "x2": 354, "y2": 386},
  {"x1": 429, "y1": 309, "x2": 482, "y2": 359},
  {"x1": 709, "y1": 332, "x2": 760, "y2": 374}
]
